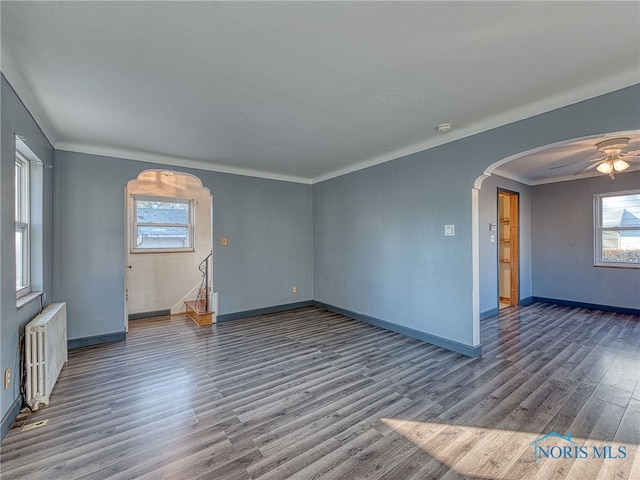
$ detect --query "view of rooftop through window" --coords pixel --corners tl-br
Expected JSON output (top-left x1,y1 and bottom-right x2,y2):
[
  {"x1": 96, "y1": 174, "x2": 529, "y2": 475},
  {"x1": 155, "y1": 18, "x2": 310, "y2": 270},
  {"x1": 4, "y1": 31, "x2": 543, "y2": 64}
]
[
  {"x1": 599, "y1": 192, "x2": 640, "y2": 265},
  {"x1": 133, "y1": 198, "x2": 192, "y2": 251}
]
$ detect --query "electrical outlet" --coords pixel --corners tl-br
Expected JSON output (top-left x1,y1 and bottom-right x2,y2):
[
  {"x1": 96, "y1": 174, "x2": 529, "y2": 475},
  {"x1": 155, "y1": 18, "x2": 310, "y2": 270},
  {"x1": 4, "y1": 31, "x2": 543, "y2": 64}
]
[
  {"x1": 291, "y1": 285, "x2": 297, "y2": 294},
  {"x1": 4, "y1": 368, "x2": 10, "y2": 390}
]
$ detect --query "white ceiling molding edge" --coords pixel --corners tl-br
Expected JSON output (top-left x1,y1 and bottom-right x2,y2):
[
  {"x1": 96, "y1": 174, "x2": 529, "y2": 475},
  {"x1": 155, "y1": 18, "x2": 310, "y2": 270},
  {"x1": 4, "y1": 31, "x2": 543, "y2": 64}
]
[
  {"x1": 487, "y1": 170, "x2": 531, "y2": 187},
  {"x1": 54, "y1": 142, "x2": 312, "y2": 185},
  {"x1": 528, "y1": 167, "x2": 640, "y2": 186}
]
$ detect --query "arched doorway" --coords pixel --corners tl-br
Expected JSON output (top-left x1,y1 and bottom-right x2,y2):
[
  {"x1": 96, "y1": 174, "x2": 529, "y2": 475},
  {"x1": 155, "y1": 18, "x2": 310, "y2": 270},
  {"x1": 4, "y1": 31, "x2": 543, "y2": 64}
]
[
  {"x1": 124, "y1": 170, "x2": 213, "y2": 329},
  {"x1": 472, "y1": 130, "x2": 639, "y2": 344}
]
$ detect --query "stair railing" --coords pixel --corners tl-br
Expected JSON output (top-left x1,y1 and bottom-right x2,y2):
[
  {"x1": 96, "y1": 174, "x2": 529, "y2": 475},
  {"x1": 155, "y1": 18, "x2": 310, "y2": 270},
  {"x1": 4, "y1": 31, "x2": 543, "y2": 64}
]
[{"x1": 195, "y1": 251, "x2": 212, "y2": 313}]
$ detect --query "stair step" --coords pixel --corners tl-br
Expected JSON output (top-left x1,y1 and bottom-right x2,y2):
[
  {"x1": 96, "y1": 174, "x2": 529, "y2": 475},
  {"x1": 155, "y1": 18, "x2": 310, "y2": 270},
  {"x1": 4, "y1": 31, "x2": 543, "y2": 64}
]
[{"x1": 185, "y1": 301, "x2": 215, "y2": 326}]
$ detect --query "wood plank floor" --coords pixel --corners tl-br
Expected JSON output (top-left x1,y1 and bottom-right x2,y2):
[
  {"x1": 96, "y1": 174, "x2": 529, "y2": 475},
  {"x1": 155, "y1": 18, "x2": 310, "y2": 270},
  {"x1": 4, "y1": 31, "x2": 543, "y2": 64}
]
[{"x1": 1, "y1": 304, "x2": 639, "y2": 479}]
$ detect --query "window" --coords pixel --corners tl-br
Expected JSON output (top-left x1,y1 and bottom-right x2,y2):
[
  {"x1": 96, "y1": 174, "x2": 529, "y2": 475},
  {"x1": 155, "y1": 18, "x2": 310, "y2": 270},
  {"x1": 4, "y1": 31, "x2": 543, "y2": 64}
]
[
  {"x1": 131, "y1": 195, "x2": 194, "y2": 253},
  {"x1": 594, "y1": 190, "x2": 640, "y2": 268},
  {"x1": 15, "y1": 152, "x2": 30, "y2": 295}
]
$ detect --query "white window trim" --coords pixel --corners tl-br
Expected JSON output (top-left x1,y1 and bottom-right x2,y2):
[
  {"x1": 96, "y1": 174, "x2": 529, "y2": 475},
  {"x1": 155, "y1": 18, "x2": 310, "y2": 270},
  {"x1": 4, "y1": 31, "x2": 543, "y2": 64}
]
[
  {"x1": 594, "y1": 189, "x2": 640, "y2": 269},
  {"x1": 130, "y1": 194, "x2": 195, "y2": 253},
  {"x1": 15, "y1": 151, "x2": 30, "y2": 297}
]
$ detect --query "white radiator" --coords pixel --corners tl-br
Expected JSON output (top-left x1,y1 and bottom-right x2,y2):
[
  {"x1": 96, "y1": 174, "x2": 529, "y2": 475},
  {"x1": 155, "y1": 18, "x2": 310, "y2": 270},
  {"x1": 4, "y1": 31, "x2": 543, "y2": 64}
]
[{"x1": 24, "y1": 302, "x2": 68, "y2": 410}]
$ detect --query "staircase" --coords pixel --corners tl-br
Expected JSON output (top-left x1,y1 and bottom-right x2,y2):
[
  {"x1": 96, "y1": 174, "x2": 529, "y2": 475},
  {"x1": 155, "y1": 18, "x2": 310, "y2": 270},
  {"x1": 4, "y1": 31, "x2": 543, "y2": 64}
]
[{"x1": 185, "y1": 252, "x2": 216, "y2": 326}]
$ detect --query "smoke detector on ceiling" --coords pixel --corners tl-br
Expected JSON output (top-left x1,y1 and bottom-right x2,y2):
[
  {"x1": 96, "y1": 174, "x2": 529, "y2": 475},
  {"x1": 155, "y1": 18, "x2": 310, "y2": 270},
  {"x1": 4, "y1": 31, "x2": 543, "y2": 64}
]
[{"x1": 436, "y1": 123, "x2": 452, "y2": 134}]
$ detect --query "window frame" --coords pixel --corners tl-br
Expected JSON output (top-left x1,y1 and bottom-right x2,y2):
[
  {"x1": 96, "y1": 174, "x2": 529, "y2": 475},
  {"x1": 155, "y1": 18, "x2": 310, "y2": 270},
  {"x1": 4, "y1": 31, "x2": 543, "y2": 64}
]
[
  {"x1": 130, "y1": 194, "x2": 195, "y2": 254},
  {"x1": 15, "y1": 151, "x2": 30, "y2": 297},
  {"x1": 594, "y1": 189, "x2": 640, "y2": 269}
]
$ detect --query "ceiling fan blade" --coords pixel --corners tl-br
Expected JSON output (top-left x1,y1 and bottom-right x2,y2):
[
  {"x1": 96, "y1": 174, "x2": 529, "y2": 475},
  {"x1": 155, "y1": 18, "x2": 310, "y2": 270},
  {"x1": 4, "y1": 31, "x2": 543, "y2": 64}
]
[
  {"x1": 621, "y1": 150, "x2": 640, "y2": 157},
  {"x1": 573, "y1": 161, "x2": 602, "y2": 176},
  {"x1": 550, "y1": 156, "x2": 602, "y2": 170}
]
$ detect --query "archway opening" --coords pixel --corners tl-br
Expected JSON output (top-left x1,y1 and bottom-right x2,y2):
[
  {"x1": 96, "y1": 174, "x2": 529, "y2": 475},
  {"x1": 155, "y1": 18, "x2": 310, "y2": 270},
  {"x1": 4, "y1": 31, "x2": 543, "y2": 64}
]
[{"x1": 124, "y1": 170, "x2": 214, "y2": 328}]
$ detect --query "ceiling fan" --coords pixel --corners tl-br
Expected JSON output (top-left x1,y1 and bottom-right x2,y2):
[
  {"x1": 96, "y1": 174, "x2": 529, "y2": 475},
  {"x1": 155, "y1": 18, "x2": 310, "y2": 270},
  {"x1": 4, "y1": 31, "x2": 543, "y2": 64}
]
[{"x1": 551, "y1": 137, "x2": 640, "y2": 179}]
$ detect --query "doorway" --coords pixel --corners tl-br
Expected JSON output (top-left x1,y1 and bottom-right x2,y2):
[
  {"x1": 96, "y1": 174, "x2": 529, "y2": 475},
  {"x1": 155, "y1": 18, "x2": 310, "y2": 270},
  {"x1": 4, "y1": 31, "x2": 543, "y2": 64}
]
[
  {"x1": 124, "y1": 170, "x2": 213, "y2": 329},
  {"x1": 498, "y1": 189, "x2": 519, "y2": 308}
]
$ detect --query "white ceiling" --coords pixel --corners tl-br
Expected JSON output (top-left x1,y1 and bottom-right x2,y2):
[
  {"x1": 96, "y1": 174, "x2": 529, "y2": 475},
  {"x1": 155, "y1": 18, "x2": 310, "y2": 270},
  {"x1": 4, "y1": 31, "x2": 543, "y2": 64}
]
[
  {"x1": 2, "y1": 1, "x2": 639, "y2": 184},
  {"x1": 492, "y1": 132, "x2": 640, "y2": 185}
]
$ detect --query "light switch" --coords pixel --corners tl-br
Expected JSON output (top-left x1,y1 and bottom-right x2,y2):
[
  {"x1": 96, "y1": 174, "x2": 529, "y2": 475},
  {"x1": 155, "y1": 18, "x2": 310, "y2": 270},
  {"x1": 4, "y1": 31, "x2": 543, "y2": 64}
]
[
  {"x1": 221, "y1": 237, "x2": 228, "y2": 246},
  {"x1": 490, "y1": 235, "x2": 495, "y2": 243},
  {"x1": 444, "y1": 225, "x2": 455, "y2": 236}
]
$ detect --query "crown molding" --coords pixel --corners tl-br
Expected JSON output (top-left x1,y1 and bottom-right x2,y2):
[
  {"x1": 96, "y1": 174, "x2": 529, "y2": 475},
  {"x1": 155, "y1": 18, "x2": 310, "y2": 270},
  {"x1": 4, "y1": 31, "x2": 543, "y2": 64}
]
[{"x1": 54, "y1": 142, "x2": 312, "y2": 185}]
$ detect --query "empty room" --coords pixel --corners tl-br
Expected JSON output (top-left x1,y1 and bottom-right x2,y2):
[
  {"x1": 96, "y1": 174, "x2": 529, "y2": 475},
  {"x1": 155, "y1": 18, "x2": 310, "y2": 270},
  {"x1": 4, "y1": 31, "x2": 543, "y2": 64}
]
[{"x1": 1, "y1": 2, "x2": 639, "y2": 479}]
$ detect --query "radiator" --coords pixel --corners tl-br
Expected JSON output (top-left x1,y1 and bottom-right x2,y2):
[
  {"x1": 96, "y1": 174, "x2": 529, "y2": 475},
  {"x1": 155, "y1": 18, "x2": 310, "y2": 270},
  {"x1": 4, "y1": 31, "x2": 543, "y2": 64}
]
[{"x1": 24, "y1": 302, "x2": 68, "y2": 410}]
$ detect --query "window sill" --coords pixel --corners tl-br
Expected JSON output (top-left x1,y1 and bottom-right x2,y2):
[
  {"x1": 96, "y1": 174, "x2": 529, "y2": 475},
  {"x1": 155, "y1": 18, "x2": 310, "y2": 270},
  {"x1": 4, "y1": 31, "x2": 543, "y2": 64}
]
[
  {"x1": 17, "y1": 291, "x2": 44, "y2": 310},
  {"x1": 130, "y1": 248, "x2": 195, "y2": 254},
  {"x1": 594, "y1": 264, "x2": 640, "y2": 269}
]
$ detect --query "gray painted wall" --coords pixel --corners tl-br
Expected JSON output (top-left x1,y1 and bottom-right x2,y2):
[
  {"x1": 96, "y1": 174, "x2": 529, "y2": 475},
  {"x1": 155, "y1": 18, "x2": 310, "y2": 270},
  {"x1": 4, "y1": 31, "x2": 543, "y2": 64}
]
[
  {"x1": 313, "y1": 153, "x2": 476, "y2": 345},
  {"x1": 532, "y1": 171, "x2": 640, "y2": 309},
  {"x1": 478, "y1": 175, "x2": 532, "y2": 317},
  {"x1": 1, "y1": 76, "x2": 54, "y2": 425},
  {"x1": 53, "y1": 151, "x2": 313, "y2": 341},
  {"x1": 314, "y1": 84, "x2": 640, "y2": 350}
]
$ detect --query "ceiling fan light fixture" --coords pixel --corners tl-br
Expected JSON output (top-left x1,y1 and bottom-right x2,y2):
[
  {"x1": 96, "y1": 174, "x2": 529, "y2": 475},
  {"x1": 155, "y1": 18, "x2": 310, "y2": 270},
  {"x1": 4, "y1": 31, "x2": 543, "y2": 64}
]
[
  {"x1": 596, "y1": 160, "x2": 613, "y2": 174},
  {"x1": 613, "y1": 159, "x2": 630, "y2": 172},
  {"x1": 592, "y1": 138, "x2": 636, "y2": 178}
]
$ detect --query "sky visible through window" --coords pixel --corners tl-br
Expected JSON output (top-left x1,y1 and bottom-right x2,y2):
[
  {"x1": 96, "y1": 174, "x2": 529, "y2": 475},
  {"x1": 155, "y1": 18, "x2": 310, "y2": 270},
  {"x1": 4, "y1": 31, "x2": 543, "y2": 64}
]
[{"x1": 601, "y1": 193, "x2": 640, "y2": 228}]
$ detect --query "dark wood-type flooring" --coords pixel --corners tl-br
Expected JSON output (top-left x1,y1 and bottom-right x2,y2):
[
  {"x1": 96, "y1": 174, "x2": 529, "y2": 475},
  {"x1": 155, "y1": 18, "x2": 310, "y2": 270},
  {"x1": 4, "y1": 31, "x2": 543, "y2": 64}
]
[{"x1": 1, "y1": 304, "x2": 639, "y2": 479}]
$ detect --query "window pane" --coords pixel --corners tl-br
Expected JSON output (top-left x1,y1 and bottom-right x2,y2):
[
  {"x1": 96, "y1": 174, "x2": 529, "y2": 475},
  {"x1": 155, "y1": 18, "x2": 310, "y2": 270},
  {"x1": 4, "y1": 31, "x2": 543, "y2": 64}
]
[
  {"x1": 16, "y1": 228, "x2": 23, "y2": 288},
  {"x1": 601, "y1": 194, "x2": 640, "y2": 228},
  {"x1": 136, "y1": 226, "x2": 189, "y2": 249},
  {"x1": 15, "y1": 151, "x2": 32, "y2": 293},
  {"x1": 15, "y1": 162, "x2": 21, "y2": 221},
  {"x1": 136, "y1": 200, "x2": 189, "y2": 224},
  {"x1": 601, "y1": 229, "x2": 640, "y2": 263}
]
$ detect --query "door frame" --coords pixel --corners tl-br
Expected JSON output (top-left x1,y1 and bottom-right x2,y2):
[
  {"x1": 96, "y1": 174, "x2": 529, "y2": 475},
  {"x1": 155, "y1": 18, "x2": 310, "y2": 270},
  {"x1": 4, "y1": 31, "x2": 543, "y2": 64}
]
[
  {"x1": 123, "y1": 186, "x2": 129, "y2": 333},
  {"x1": 497, "y1": 188, "x2": 520, "y2": 307}
]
